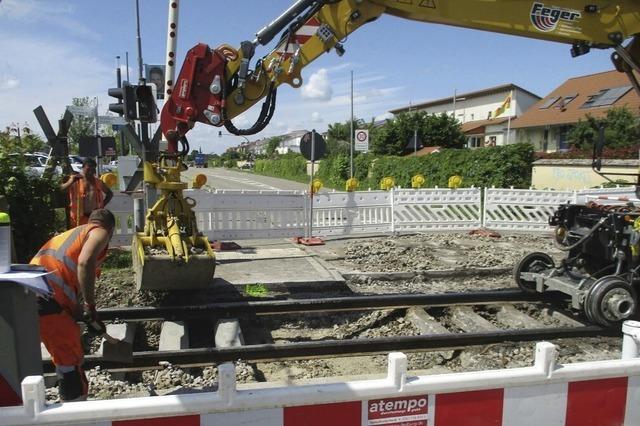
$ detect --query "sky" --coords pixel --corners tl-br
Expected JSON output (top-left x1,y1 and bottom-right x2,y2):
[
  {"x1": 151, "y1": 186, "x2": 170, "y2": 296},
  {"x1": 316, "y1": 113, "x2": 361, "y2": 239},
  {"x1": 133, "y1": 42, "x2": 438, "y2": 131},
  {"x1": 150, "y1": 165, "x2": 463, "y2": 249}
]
[{"x1": 0, "y1": 0, "x2": 619, "y2": 154}]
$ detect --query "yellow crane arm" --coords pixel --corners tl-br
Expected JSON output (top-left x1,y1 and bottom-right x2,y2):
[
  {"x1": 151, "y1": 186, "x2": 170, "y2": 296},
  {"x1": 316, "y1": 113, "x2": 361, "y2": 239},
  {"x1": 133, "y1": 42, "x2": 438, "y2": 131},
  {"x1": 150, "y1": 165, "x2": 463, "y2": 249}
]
[{"x1": 160, "y1": 0, "x2": 640, "y2": 149}]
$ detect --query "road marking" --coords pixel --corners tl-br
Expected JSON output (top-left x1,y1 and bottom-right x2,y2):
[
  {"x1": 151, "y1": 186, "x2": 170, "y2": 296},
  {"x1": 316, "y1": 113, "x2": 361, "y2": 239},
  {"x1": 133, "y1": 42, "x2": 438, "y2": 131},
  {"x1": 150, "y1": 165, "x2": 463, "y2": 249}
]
[{"x1": 206, "y1": 171, "x2": 282, "y2": 190}]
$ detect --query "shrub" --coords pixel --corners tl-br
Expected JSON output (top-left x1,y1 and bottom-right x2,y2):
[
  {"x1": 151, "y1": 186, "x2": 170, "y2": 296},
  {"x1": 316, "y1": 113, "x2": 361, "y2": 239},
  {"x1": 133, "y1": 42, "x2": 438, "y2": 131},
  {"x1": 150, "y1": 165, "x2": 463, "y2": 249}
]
[
  {"x1": 254, "y1": 154, "x2": 308, "y2": 182},
  {"x1": 0, "y1": 155, "x2": 60, "y2": 262},
  {"x1": 317, "y1": 144, "x2": 534, "y2": 190}
]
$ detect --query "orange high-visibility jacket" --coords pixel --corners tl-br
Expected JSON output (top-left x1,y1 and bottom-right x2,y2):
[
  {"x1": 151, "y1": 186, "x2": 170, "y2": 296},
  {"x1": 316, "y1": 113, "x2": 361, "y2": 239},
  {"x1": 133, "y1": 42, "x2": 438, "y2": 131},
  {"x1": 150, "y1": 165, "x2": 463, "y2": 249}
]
[
  {"x1": 30, "y1": 224, "x2": 108, "y2": 310},
  {"x1": 68, "y1": 178, "x2": 105, "y2": 227}
]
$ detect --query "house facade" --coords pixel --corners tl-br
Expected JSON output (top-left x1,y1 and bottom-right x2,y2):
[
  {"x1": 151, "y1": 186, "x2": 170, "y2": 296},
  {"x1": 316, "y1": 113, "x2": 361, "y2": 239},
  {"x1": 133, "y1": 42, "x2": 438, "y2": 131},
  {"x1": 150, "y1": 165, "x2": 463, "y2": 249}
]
[
  {"x1": 511, "y1": 69, "x2": 640, "y2": 152},
  {"x1": 389, "y1": 84, "x2": 541, "y2": 148},
  {"x1": 275, "y1": 130, "x2": 309, "y2": 154}
]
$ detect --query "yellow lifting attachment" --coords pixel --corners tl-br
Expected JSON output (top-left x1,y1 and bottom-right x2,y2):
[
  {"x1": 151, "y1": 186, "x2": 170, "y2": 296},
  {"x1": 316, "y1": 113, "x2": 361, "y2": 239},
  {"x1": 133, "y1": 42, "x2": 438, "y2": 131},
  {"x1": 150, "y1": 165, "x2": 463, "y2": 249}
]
[{"x1": 132, "y1": 154, "x2": 215, "y2": 290}]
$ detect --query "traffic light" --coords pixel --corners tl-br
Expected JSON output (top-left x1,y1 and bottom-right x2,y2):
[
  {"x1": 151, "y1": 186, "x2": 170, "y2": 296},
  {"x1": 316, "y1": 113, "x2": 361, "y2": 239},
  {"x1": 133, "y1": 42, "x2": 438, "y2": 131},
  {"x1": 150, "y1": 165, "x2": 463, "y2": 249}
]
[
  {"x1": 135, "y1": 85, "x2": 157, "y2": 123},
  {"x1": 108, "y1": 82, "x2": 137, "y2": 121}
]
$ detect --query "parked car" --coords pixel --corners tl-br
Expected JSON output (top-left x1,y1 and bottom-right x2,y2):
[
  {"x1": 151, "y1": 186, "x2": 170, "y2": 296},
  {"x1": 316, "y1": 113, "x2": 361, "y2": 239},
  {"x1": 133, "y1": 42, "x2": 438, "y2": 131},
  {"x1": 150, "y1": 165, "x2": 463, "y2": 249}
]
[
  {"x1": 8, "y1": 153, "x2": 61, "y2": 177},
  {"x1": 68, "y1": 155, "x2": 84, "y2": 173},
  {"x1": 240, "y1": 162, "x2": 254, "y2": 170}
]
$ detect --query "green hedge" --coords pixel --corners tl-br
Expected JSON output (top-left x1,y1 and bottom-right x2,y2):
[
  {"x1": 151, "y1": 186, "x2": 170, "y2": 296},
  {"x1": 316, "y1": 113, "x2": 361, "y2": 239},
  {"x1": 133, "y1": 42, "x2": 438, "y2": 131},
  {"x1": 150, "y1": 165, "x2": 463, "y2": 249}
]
[
  {"x1": 254, "y1": 154, "x2": 308, "y2": 183},
  {"x1": 317, "y1": 144, "x2": 534, "y2": 190},
  {"x1": 0, "y1": 156, "x2": 61, "y2": 262}
]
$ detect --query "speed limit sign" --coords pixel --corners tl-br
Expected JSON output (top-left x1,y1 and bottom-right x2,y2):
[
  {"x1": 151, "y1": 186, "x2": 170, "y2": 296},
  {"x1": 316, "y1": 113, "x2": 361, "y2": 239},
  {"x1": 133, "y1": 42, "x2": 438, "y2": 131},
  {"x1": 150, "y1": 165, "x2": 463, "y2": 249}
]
[{"x1": 354, "y1": 129, "x2": 369, "y2": 152}]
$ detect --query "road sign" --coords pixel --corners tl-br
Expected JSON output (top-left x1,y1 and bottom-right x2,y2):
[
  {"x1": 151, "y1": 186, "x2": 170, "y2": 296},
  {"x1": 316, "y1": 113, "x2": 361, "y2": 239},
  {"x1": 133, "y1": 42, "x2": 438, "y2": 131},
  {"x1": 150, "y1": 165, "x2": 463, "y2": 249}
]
[
  {"x1": 66, "y1": 105, "x2": 96, "y2": 116},
  {"x1": 98, "y1": 115, "x2": 127, "y2": 126},
  {"x1": 355, "y1": 129, "x2": 369, "y2": 152},
  {"x1": 300, "y1": 130, "x2": 326, "y2": 162}
]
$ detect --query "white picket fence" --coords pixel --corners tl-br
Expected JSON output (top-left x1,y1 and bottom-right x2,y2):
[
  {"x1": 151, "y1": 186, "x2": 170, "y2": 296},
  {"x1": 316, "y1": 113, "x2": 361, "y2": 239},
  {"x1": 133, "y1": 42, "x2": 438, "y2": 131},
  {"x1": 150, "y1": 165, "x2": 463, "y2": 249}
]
[{"x1": 107, "y1": 186, "x2": 638, "y2": 246}]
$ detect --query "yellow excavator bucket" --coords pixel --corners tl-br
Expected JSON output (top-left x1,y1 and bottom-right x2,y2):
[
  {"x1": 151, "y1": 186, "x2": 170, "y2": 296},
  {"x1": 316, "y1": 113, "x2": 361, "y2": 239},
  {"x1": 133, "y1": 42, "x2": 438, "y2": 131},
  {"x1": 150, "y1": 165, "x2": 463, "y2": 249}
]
[
  {"x1": 133, "y1": 156, "x2": 216, "y2": 291},
  {"x1": 132, "y1": 234, "x2": 215, "y2": 291}
]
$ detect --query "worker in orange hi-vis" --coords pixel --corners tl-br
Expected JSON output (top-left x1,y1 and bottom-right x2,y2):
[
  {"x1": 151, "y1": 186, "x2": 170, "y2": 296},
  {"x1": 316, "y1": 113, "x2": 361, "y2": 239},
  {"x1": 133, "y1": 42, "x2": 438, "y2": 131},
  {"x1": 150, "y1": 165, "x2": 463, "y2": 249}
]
[
  {"x1": 60, "y1": 158, "x2": 113, "y2": 228},
  {"x1": 30, "y1": 209, "x2": 115, "y2": 401}
]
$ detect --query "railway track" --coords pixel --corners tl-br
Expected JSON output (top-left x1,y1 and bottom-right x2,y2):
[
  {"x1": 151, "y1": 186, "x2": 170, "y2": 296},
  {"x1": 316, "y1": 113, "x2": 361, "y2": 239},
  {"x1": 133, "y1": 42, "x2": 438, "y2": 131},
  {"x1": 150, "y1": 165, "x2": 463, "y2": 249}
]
[{"x1": 43, "y1": 289, "x2": 618, "y2": 374}]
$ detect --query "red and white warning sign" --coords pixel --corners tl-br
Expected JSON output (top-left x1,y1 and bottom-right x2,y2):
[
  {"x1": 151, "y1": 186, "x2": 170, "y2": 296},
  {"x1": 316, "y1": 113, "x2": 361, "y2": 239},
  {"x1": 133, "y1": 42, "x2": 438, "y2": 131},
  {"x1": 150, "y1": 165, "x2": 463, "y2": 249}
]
[
  {"x1": 275, "y1": 16, "x2": 321, "y2": 58},
  {"x1": 355, "y1": 129, "x2": 369, "y2": 152},
  {"x1": 367, "y1": 395, "x2": 429, "y2": 425}
]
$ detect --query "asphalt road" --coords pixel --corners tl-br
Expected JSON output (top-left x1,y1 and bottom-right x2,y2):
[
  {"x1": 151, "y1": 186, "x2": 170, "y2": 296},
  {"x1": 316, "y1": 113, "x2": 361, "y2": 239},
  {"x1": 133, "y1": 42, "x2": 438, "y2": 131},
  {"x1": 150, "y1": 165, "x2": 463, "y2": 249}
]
[{"x1": 183, "y1": 167, "x2": 309, "y2": 191}]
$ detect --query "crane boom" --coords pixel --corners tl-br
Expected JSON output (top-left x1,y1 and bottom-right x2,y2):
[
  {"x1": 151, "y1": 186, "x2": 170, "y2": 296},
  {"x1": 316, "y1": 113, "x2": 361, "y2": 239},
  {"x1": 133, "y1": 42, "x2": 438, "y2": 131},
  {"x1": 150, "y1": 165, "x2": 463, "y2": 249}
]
[{"x1": 160, "y1": 0, "x2": 640, "y2": 152}]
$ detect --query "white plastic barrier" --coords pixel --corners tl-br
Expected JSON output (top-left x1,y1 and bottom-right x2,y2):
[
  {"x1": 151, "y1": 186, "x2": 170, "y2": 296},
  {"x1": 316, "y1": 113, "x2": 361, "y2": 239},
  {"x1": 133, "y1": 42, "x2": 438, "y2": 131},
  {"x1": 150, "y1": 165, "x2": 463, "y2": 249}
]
[
  {"x1": 189, "y1": 189, "x2": 306, "y2": 240},
  {"x1": 103, "y1": 186, "x2": 638, "y2": 246},
  {"x1": 107, "y1": 192, "x2": 134, "y2": 247},
  {"x1": 3, "y1": 325, "x2": 640, "y2": 425},
  {"x1": 394, "y1": 188, "x2": 482, "y2": 232},
  {"x1": 311, "y1": 190, "x2": 393, "y2": 236},
  {"x1": 482, "y1": 187, "x2": 574, "y2": 232},
  {"x1": 577, "y1": 186, "x2": 639, "y2": 205}
]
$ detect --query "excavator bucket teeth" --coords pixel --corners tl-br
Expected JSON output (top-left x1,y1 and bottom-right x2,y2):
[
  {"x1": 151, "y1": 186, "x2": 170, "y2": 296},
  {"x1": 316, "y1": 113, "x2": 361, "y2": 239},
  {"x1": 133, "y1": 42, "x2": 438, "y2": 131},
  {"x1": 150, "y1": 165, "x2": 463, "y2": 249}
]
[{"x1": 132, "y1": 235, "x2": 216, "y2": 291}]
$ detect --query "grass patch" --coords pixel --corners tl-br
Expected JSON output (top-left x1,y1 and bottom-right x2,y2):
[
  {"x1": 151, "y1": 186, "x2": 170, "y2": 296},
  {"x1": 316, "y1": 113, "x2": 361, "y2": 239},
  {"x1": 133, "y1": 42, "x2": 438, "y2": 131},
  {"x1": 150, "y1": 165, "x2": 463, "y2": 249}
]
[
  {"x1": 244, "y1": 283, "x2": 269, "y2": 298},
  {"x1": 103, "y1": 249, "x2": 132, "y2": 270}
]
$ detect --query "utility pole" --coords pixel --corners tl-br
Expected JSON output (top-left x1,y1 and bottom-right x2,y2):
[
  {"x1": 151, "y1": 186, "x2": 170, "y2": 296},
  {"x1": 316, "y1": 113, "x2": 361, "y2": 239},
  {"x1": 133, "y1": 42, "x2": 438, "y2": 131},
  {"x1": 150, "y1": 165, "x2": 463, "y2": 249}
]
[
  {"x1": 116, "y1": 55, "x2": 127, "y2": 156},
  {"x1": 135, "y1": 0, "x2": 144, "y2": 83},
  {"x1": 350, "y1": 70, "x2": 354, "y2": 178},
  {"x1": 134, "y1": 0, "x2": 153, "y2": 209},
  {"x1": 94, "y1": 97, "x2": 102, "y2": 175},
  {"x1": 126, "y1": 52, "x2": 130, "y2": 82}
]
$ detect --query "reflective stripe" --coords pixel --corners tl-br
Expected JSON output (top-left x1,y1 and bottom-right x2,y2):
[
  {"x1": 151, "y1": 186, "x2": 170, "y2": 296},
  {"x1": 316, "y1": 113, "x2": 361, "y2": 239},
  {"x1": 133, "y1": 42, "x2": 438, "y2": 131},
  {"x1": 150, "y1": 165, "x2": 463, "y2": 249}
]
[
  {"x1": 32, "y1": 248, "x2": 58, "y2": 261},
  {"x1": 56, "y1": 365, "x2": 76, "y2": 374},
  {"x1": 46, "y1": 274, "x2": 78, "y2": 305},
  {"x1": 34, "y1": 226, "x2": 85, "y2": 260},
  {"x1": 62, "y1": 255, "x2": 77, "y2": 274},
  {"x1": 57, "y1": 226, "x2": 86, "y2": 255}
]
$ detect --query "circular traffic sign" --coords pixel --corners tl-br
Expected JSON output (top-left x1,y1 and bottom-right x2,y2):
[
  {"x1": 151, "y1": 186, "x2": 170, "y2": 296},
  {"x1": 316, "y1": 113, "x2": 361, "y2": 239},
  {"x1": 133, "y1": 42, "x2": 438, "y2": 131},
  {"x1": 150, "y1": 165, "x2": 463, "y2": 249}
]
[{"x1": 356, "y1": 130, "x2": 367, "y2": 141}]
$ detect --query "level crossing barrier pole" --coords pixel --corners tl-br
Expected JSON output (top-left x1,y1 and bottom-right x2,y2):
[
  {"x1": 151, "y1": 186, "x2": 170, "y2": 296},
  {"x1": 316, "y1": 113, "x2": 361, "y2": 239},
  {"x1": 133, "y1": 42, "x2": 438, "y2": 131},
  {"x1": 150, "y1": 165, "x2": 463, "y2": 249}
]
[{"x1": 307, "y1": 131, "x2": 316, "y2": 239}]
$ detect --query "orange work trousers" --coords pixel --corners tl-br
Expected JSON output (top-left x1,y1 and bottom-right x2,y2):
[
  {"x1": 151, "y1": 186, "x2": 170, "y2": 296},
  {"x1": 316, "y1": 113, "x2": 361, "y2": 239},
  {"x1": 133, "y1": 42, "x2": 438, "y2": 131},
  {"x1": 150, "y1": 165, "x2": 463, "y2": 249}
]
[{"x1": 39, "y1": 311, "x2": 84, "y2": 367}]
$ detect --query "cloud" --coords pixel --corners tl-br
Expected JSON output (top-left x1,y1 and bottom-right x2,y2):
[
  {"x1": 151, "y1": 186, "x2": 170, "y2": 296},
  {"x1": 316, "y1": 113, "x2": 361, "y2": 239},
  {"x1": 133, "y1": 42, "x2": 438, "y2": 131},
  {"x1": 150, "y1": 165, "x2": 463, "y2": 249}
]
[
  {"x1": 0, "y1": 0, "x2": 98, "y2": 40},
  {"x1": 0, "y1": 75, "x2": 19, "y2": 91},
  {"x1": 0, "y1": 32, "x2": 113, "y2": 132},
  {"x1": 310, "y1": 112, "x2": 323, "y2": 123},
  {"x1": 301, "y1": 69, "x2": 332, "y2": 101}
]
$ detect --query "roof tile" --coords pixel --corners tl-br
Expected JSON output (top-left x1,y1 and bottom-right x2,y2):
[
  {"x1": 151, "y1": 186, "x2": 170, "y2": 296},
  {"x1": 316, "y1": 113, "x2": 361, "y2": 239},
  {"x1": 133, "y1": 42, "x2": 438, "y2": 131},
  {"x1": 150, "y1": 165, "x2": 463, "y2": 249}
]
[{"x1": 511, "y1": 69, "x2": 640, "y2": 128}]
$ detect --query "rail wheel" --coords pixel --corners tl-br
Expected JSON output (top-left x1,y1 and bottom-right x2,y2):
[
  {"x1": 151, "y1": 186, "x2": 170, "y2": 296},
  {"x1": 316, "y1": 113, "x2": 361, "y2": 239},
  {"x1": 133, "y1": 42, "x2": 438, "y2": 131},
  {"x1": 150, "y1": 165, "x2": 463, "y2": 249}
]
[
  {"x1": 513, "y1": 252, "x2": 555, "y2": 294},
  {"x1": 584, "y1": 275, "x2": 637, "y2": 327}
]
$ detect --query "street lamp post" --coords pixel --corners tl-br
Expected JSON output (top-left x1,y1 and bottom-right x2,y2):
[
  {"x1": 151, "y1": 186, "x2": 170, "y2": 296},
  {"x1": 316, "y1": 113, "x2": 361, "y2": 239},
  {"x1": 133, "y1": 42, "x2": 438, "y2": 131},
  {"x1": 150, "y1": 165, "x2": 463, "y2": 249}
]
[{"x1": 451, "y1": 89, "x2": 466, "y2": 121}]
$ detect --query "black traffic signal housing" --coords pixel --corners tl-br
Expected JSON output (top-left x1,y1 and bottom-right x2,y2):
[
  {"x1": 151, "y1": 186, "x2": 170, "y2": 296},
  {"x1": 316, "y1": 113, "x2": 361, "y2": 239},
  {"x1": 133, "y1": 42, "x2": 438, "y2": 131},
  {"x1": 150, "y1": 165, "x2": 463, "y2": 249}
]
[
  {"x1": 135, "y1": 85, "x2": 157, "y2": 123},
  {"x1": 108, "y1": 82, "x2": 137, "y2": 121}
]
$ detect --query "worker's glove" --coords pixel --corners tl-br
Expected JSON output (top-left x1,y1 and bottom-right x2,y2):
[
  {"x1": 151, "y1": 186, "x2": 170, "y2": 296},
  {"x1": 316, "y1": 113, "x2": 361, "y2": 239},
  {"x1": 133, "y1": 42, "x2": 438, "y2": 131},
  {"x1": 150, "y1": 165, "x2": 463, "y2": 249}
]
[{"x1": 82, "y1": 303, "x2": 106, "y2": 337}]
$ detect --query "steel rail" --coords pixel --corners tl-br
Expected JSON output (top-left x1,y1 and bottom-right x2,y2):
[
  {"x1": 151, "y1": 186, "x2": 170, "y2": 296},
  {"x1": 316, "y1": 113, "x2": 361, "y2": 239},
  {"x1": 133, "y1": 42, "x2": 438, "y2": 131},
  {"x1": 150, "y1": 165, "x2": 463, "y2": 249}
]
[
  {"x1": 44, "y1": 325, "x2": 615, "y2": 373},
  {"x1": 98, "y1": 290, "x2": 561, "y2": 321}
]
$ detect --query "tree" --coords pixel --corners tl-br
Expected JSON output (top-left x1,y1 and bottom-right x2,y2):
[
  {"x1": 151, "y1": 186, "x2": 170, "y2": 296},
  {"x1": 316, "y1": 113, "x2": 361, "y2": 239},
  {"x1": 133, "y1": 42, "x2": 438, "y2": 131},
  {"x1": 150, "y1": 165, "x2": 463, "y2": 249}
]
[
  {"x1": 325, "y1": 117, "x2": 371, "y2": 157},
  {"x1": 568, "y1": 106, "x2": 640, "y2": 150},
  {"x1": 266, "y1": 136, "x2": 283, "y2": 157},
  {"x1": 67, "y1": 97, "x2": 95, "y2": 155},
  {"x1": 370, "y1": 112, "x2": 465, "y2": 156},
  {"x1": 1, "y1": 124, "x2": 47, "y2": 155}
]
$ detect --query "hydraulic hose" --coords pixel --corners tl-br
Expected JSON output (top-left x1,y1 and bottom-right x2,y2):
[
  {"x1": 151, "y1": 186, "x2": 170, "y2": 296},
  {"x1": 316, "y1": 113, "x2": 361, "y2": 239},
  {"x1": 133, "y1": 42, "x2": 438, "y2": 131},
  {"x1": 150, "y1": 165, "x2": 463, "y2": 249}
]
[{"x1": 555, "y1": 217, "x2": 607, "y2": 252}]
